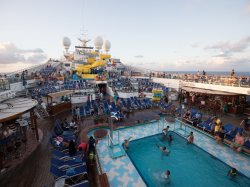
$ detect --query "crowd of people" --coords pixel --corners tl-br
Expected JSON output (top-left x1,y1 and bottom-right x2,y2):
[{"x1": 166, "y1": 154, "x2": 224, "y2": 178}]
[
  {"x1": 182, "y1": 108, "x2": 250, "y2": 154},
  {"x1": 147, "y1": 69, "x2": 250, "y2": 87}
]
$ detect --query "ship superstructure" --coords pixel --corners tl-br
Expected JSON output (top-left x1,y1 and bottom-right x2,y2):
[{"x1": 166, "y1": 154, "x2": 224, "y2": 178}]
[{"x1": 62, "y1": 35, "x2": 113, "y2": 80}]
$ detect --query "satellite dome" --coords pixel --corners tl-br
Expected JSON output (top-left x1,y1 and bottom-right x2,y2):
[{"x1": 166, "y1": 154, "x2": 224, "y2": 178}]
[
  {"x1": 103, "y1": 40, "x2": 111, "y2": 52},
  {"x1": 62, "y1": 37, "x2": 71, "y2": 48},
  {"x1": 94, "y1": 36, "x2": 103, "y2": 50}
]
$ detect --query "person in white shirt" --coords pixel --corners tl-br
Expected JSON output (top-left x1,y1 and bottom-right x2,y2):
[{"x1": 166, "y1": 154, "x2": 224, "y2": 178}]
[{"x1": 41, "y1": 102, "x2": 46, "y2": 110}]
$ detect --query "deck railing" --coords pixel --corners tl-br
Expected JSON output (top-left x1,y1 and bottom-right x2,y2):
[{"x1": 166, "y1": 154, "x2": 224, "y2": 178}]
[{"x1": 139, "y1": 73, "x2": 250, "y2": 88}]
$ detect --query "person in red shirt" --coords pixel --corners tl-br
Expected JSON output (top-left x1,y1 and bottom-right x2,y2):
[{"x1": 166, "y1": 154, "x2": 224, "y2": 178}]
[{"x1": 78, "y1": 142, "x2": 87, "y2": 153}]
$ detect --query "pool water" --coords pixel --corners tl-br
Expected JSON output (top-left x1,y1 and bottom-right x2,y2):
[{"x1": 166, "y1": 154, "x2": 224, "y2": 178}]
[{"x1": 127, "y1": 131, "x2": 250, "y2": 187}]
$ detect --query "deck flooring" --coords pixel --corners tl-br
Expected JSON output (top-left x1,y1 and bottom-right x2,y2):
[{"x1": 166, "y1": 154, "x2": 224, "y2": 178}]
[{"x1": 0, "y1": 117, "x2": 55, "y2": 187}]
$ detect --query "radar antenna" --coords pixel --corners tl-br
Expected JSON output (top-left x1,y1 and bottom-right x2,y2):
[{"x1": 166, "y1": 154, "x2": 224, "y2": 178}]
[{"x1": 78, "y1": 28, "x2": 90, "y2": 47}]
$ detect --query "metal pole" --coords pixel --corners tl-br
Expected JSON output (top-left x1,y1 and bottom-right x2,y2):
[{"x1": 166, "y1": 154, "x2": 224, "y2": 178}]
[
  {"x1": 33, "y1": 110, "x2": 39, "y2": 141},
  {"x1": 110, "y1": 117, "x2": 113, "y2": 148},
  {"x1": 118, "y1": 130, "x2": 119, "y2": 144}
]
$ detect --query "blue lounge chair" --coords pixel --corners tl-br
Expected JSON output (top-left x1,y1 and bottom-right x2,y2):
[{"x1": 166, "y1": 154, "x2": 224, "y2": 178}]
[
  {"x1": 133, "y1": 97, "x2": 145, "y2": 109},
  {"x1": 225, "y1": 127, "x2": 243, "y2": 141},
  {"x1": 197, "y1": 116, "x2": 214, "y2": 130},
  {"x1": 187, "y1": 112, "x2": 202, "y2": 126},
  {"x1": 175, "y1": 107, "x2": 182, "y2": 117},
  {"x1": 50, "y1": 165, "x2": 87, "y2": 178},
  {"x1": 120, "y1": 98, "x2": 127, "y2": 108},
  {"x1": 223, "y1": 123, "x2": 233, "y2": 134},
  {"x1": 53, "y1": 149, "x2": 82, "y2": 160},
  {"x1": 79, "y1": 106, "x2": 85, "y2": 117},
  {"x1": 85, "y1": 106, "x2": 91, "y2": 116},
  {"x1": 244, "y1": 140, "x2": 250, "y2": 149},
  {"x1": 71, "y1": 180, "x2": 89, "y2": 187},
  {"x1": 203, "y1": 123, "x2": 215, "y2": 134},
  {"x1": 103, "y1": 100, "x2": 110, "y2": 115},
  {"x1": 55, "y1": 178, "x2": 89, "y2": 187},
  {"x1": 162, "y1": 103, "x2": 172, "y2": 110},
  {"x1": 111, "y1": 102, "x2": 118, "y2": 112},
  {"x1": 142, "y1": 98, "x2": 150, "y2": 108},
  {"x1": 128, "y1": 98, "x2": 138, "y2": 110},
  {"x1": 51, "y1": 157, "x2": 86, "y2": 170},
  {"x1": 190, "y1": 109, "x2": 198, "y2": 118}
]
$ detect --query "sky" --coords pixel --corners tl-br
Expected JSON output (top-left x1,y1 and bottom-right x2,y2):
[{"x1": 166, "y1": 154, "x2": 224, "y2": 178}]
[{"x1": 0, "y1": 0, "x2": 250, "y2": 72}]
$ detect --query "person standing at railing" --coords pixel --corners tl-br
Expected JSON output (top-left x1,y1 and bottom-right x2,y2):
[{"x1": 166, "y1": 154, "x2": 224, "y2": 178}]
[{"x1": 230, "y1": 69, "x2": 235, "y2": 77}]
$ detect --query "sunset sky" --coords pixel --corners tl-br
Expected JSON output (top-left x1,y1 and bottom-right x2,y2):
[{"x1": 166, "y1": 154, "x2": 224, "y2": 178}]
[{"x1": 1, "y1": 0, "x2": 250, "y2": 72}]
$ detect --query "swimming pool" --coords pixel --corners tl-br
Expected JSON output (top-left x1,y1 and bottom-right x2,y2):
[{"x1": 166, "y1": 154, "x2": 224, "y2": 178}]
[
  {"x1": 127, "y1": 131, "x2": 250, "y2": 187},
  {"x1": 88, "y1": 120, "x2": 250, "y2": 186}
]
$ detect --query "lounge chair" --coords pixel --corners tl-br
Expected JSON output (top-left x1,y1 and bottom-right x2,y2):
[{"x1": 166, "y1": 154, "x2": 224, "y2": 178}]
[
  {"x1": 130, "y1": 97, "x2": 141, "y2": 109},
  {"x1": 103, "y1": 100, "x2": 110, "y2": 115},
  {"x1": 51, "y1": 157, "x2": 86, "y2": 170},
  {"x1": 134, "y1": 97, "x2": 146, "y2": 109},
  {"x1": 53, "y1": 149, "x2": 82, "y2": 160},
  {"x1": 84, "y1": 106, "x2": 91, "y2": 116},
  {"x1": 68, "y1": 180, "x2": 89, "y2": 187},
  {"x1": 244, "y1": 139, "x2": 250, "y2": 149},
  {"x1": 197, "y1": 116, "x2": 214, "y2": 129},
  {"x1": 225, "y1": 127, "x2": 243, "y2": 141},
  {"x1": 127, "y1": 98, "x2": 137, "y2": 110},
  {"x1": 50, "y1": 165, "x2": 87, "y2": 178},
  {"x1": 79, "y1": 106, "x2": 85, "y2": 117},
  {"x1": 203, "y1": 123, "x2": 215, "y2": 134},
  {"x1": 190, "y1": 113, "x2": 202, "y2": 126},
  {"x1": 55, "y1": 177, "x2": 89, "y2": 187},
  {"x1": 223, "y1": 123, "x2": 233, "y2": 133},
  {"x1": 120, "y1": 98, "x2": 127, "y2": 107},
  {"x1": 142, "y1": 98, "x2": 150, "y2": 108}
]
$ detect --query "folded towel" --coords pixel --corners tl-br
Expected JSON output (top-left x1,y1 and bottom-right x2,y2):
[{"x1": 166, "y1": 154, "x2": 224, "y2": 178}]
[
  {"x1": 66, "y1": 168, "x2": 75, "y2": 176},
  {"x1": 75, "y1": 157, "x2": 82, "y2": 163}
]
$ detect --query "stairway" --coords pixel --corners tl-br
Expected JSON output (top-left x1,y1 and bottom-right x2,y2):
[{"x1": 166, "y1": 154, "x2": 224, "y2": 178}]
[{"x1": 34, "y1": 105, "x2": 49, "y2": 119}]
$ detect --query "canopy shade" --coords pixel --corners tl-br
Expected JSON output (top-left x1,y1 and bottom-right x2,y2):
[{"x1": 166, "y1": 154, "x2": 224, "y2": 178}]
[
  {"x1": 181, "y1": 86, "x2": 239, "y2": 96},
  {"x1": 47, "y1": 90, "x2": 73, "y2": 99},
  {"x1": 0, "y1": 98, "x2": 38, "y2": 123}
]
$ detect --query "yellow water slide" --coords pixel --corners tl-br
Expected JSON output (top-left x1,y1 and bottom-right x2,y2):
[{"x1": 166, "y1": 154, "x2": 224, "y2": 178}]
[
  {"x1": 99, "y1": 54, "x2": 111, "y2": 59},
  {"x1": 76, "y1": 60, "x2": 106, "y2": 78},
  {"x1": 75, "y1": 52, "x2": 111, "y2": 79}
]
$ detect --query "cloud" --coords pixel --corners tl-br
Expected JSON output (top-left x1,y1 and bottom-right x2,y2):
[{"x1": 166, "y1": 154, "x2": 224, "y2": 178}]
[
  {"x1": 134, "y1": 55, "x2": 144, "y2": 58},
  {"x1": 0, "y1": 42, "x2": 47, "y2": 64},
  {"x1": 227, "y1": 58, "x2": 250, "y2": 66},
  {"x1": 26, "y1": 53, "x2": 47, "y2": 63},
  {"x1": 191, "y1": 43, "x2": 200, "y2": 48},
  {"x1": 205, "y1": 36, "x2": 250, "y2": 56}
]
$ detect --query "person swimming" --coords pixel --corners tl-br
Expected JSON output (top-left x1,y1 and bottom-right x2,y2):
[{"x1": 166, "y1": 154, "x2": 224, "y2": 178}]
[
  {"x1": 156, "y1": 144, "x2": 170, "y2": 155},
  {"x1": 187, "y1": 131, "x2": 194, "y2": 144},
  {"x1": 227, "y1": 168, "x2": 237, "y2": 177},
  {"x1": 162, "y1": 126, "x2": 170, "y2": 136},
  {"x1": 168, "y1": 134, "x2": 173, "y2": 143},
  {"x1": 123, "y1": 137, "x2": 132, "y2": 150},
  {"x1": 161, "y1": 170, "x2": 171, "y2": 183}
]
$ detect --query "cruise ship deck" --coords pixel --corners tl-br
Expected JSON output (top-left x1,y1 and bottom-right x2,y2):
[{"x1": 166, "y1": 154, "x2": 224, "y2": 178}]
[{"x1": 0, "y1": 99, "x2": 249, "y2": 186}]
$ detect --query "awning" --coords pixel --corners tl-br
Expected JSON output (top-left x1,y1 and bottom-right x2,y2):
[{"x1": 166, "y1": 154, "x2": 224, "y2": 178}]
[
  {"x1": 181, "y1": 86, "x2": 238, "y2": 95},
  {"x1": 47, "y1": 90, "x2": 73, "y2": 99},
  {"x1": 0, "y1": 98, "x2": 38, "y2": 123}
]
